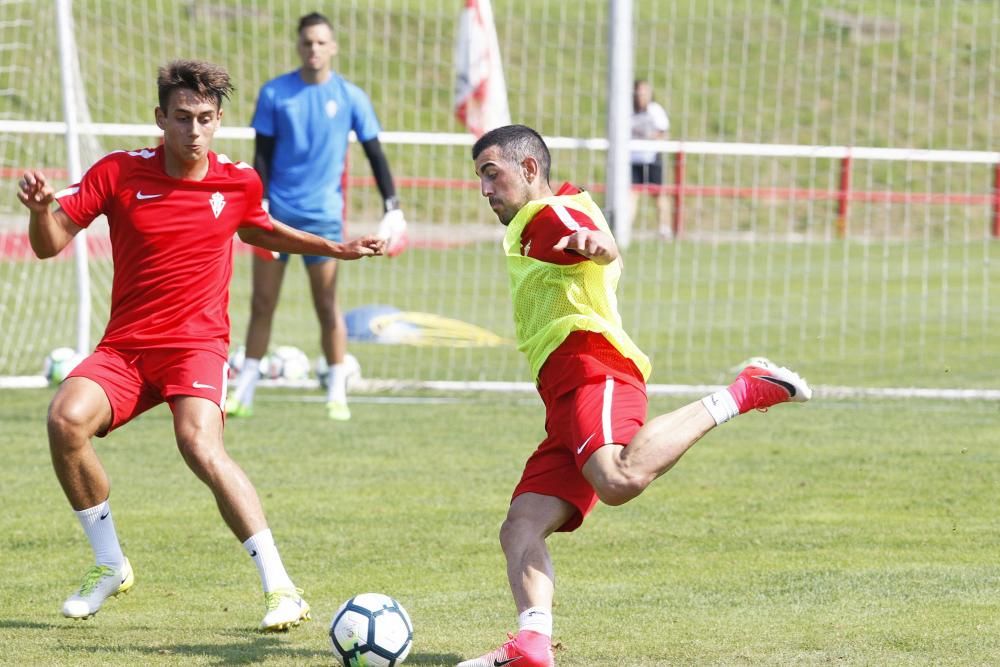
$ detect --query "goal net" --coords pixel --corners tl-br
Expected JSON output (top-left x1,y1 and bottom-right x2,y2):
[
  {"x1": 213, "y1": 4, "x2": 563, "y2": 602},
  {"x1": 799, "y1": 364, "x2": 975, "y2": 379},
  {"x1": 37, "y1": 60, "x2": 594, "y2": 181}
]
[{"x1": 1, "y1": 1, "x2": 997, "y2": 392}]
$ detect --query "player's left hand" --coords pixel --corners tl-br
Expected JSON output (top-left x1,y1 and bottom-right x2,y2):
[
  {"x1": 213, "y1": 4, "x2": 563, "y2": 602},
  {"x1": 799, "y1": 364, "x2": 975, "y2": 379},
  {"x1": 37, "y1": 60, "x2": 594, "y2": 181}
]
[
  {"x1": 338, "y1": 235, "x2": 386, "y2": 259},
  {"x1": 553, "y1": 229, "x2": 619, "y2": 265},
  {"x1": 16, "y1": 170, "x2": 55, "y2": 212},
  {"x1": 377, "y1": 209, "x2": 409, "y2": 258}
]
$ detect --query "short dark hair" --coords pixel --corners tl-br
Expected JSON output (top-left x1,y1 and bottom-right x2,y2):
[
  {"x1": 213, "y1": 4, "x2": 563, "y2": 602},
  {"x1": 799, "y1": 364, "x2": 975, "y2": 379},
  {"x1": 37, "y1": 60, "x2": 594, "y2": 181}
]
[
  {"x1": 298, "y1": 11, "x2": 333, "y2": 35},
  {"x1": 157, "y1": 60, "x2": 233, "y2": 112},
  {"x1": 472, "y1": 124, "x2": 551, "y2": 183}
]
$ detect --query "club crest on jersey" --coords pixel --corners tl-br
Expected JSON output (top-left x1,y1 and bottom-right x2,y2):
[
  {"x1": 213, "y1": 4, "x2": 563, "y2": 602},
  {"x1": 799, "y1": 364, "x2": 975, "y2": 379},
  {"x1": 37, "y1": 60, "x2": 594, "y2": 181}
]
[
  {"x1": 209, "y1": 192, "x2": 226, "y2": 219},
  {"x1": 325, "y1": 100, "x2": 338, "y2": 118}
]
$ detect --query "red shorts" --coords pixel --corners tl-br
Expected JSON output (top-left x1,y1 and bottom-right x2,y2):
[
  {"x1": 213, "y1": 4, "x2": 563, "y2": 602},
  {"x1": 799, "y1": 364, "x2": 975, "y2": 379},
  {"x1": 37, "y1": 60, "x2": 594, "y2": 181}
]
[
  {"x1": 513, "y1": 374, "x2": 647, "y2": 532},
  {"x1": 67, "y1": 346, "x2": 229, "y2": 435}
]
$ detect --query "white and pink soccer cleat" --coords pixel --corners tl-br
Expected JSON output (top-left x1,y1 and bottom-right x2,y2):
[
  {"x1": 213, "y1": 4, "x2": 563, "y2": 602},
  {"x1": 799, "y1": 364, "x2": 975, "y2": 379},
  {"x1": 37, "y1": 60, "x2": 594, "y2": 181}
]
[
  {"x1": 457, "y1": 631, "x2": 554, "y2": 667},
  {"x1": 729, "y1": 358, "x2": 812, "y2": 413}
]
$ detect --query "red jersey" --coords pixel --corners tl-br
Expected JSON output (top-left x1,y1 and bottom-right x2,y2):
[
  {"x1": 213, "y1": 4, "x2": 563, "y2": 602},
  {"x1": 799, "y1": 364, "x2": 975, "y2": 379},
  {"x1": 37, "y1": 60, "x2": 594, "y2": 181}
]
[
  {"x1": 518, "y1": 182, "x2": 599, "y2": 264},
  {"x1": 524, "y1": 183, "x2": 646, "y2": 400},
  {"x1": 55, "y1": 146, "x2": 273, "y2": 357}
]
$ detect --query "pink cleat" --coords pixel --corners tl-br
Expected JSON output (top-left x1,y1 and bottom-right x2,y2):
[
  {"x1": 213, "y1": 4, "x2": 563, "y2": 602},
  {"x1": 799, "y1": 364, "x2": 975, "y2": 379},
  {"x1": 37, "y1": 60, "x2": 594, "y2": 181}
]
[
  {"x1": 457, "y1": 630, "x2": 554, "y2": 667},
  {"x1": 729, "y1": 358, "x2": 812, "y2": 413}
]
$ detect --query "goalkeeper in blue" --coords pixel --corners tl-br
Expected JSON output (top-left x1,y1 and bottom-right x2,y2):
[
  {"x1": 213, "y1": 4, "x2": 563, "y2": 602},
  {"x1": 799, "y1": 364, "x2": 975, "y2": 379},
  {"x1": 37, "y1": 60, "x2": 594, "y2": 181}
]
[
  {"x1": 228, "y1": 11, "x2": 407, "y2": 422},
  {"x1": 459, "y1": 124, "x2": 812, "y2": 667}
]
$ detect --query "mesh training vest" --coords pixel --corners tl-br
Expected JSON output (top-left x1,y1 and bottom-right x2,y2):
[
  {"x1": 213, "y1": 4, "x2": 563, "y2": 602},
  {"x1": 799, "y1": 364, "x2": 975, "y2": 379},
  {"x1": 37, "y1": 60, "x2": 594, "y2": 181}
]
[{"x1": 503, "y1": 190, "x2": 652, "y2": 381}]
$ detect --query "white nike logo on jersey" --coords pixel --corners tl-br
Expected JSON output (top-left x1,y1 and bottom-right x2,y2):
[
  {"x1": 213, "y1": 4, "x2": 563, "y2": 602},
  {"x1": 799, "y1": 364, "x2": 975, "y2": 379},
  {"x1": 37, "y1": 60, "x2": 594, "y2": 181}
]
[
  {"x1": 136, "y1": 191, "x2": 162, "y2": 200},
  {"x1": 577, "y1": 433, "x2": 596, "y2": 455},
  {"x1": 192, "y1": 381, "x2": 216, "y2": 390}
]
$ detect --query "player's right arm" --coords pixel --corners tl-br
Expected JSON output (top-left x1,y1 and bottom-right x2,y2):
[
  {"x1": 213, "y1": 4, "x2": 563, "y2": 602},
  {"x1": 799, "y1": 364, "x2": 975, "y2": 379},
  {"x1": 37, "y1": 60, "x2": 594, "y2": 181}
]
[
  {"x1": 17, "y1": 170, "x2": 82, "y2": 259},
  {"x1": 237, "y1": 219, "x2": 385, "y2": 260}
]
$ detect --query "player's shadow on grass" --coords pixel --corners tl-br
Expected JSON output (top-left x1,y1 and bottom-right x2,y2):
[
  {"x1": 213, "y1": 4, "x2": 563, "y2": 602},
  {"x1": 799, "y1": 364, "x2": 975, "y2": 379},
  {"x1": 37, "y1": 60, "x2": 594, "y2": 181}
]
[
  {"x1": 109, "y1": 636, "x2": 330, "y2": 665},
  {"x1": 405, "y1": 653, "x2": 464, "y2": 665},
  {"x1": 0, "y1": 619, "x2": 64, "y2": 630}
]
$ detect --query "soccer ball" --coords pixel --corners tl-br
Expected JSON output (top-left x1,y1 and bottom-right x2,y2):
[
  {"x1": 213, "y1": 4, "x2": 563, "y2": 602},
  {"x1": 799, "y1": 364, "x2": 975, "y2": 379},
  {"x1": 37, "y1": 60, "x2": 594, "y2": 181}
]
[
  {"x1": 329, "y1": 593, "x2": 413, "y2": 667},
  {"x1": 227, "y1": 345, "x2": 246, "y2": 380},
  {"x1": 315, "y1": 353, "x2": 362, "y2": 390},
  {"x1": 43, "y1": 347, "x2": 84, "y2": 386},
  {"x1": 270, "y1": 345, "x2": 311, "y2": 381},
  {"x1": 258, "y1": 352, "x2": 281, "y2": 380}
]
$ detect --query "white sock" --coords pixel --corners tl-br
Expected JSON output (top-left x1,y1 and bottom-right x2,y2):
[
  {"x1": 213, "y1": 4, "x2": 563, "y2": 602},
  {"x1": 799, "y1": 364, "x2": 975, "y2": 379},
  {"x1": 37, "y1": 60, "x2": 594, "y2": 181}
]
[
  {"x1": 75, "y1": 500, "x2": 125, "y2": 569},
  {"x1": 243, "y1": 528, "x2": 294, "y2": 593},
  {"x1": 518, "y1": 606, "x2": 553, "y2": 637},
  {"x1": 233, "y1": 358, "x2": 261, "y2": 405},
  {"x1": 327, "y1": 362, "x2": 347, "y2": 404},
  {"x1": 701, "y1": 389, "x2": 740, "y2": 425}
]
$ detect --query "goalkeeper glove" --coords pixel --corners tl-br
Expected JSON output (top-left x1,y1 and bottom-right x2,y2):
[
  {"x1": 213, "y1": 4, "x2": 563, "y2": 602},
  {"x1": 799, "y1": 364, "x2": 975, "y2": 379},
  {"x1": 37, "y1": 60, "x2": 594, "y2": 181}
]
[{"x1": 377, "y1": 199, "x2": 408, "y2": 257}]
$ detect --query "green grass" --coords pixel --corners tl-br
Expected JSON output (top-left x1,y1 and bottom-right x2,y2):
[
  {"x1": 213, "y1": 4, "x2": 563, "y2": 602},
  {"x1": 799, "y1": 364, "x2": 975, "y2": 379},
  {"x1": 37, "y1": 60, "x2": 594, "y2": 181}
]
[
  {"x1": 2, "y1": 5, "x2": 997, "y2": 660},
  {"x1": 1, "y1": 388, "x2": 998, "y2": 665}
]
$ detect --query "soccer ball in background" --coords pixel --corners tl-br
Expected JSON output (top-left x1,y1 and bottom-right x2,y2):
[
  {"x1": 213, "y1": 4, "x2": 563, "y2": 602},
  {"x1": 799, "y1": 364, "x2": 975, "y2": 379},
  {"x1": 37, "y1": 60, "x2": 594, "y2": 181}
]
[
  {"x1": 267, "y1": 345, "x2": 311, "y2": 381},
  {"x1": 227, "y1": 345, "x2": 246, "y2": 380},
  {"x1": 43, "y1": 347, "x2": 84, "y2": 386},
  {"x1": 329, "y1": 593, "x2": 413, "y2": 667},
  {"x1": 228, "y1": 345, "x2": 311, "y2": 381},
  {"x1": 315, "y1": 353, "x2": 362, "y2": 390}
]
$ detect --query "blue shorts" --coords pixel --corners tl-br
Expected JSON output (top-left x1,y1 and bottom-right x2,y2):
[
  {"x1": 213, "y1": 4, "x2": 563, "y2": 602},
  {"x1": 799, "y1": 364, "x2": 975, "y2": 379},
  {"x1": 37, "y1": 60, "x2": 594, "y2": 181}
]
[{"x1": 270, "y1": 201, "x2": 343, "y2": 265}]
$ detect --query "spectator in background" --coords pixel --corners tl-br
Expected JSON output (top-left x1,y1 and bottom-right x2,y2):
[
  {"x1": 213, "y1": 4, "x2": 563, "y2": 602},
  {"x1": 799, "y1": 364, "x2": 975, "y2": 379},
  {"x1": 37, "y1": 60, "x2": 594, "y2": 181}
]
[
  {"x1": 629, "y1": 79, "x2": 672, "y2": 240},
  {"x1": 227, "y1": 11, "x2": 407, "y2": 422}
]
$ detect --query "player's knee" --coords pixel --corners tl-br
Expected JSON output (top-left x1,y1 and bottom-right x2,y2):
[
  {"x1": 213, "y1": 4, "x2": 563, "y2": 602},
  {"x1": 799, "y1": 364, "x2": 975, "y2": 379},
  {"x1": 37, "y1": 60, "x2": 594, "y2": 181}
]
[
  {"x1": 176, "y1": 430, "x2": 225, "y2": 476},
  {"x1": 593, "y1": 469, "x2": 649, "y2": 507},
  {"x1": 313, "y1": 302, "x2": 339, "y2": 329},
  {"x1": 47, "y1": 398, "x2": 97, "y2": 442},
  {"x1": 249, "y1": 291, "x2": 279, "y2": 318},
  {"x1": 499, "y1": 514, "x2": 543, "y2": 554}
]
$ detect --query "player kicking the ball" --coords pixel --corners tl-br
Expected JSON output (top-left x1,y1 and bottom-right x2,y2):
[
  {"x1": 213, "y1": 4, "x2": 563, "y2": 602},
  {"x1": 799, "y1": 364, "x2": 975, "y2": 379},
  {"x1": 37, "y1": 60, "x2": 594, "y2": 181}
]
[
  {"x1": 16, "y1": 60, "x2": 384, "y2": 631},
  {"x1": 459, "y1": 125, "x2": 812, "y2": 667}
]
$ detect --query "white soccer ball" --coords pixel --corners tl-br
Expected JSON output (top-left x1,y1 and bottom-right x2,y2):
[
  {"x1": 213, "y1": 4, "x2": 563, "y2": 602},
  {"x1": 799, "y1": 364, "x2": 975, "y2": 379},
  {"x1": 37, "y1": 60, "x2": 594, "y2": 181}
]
[
  {"x1": 258, "y1": 353, "x2": 280, "y2": 380},
  {"x1": 43, "y1": 347, "x2": 84, "y2": 386},
  {"x1": 227, "y1": 345, "x2": 246, "y2": 380},
  {"x1": 315, "y1": 353, "x2": 362, "y2": 390},
  {"x1": 271, "y1": 345, "x2": 311, "y2": 381},
  {"x1": 329, "y1": 593, "x2": 413, "y2": 667}
]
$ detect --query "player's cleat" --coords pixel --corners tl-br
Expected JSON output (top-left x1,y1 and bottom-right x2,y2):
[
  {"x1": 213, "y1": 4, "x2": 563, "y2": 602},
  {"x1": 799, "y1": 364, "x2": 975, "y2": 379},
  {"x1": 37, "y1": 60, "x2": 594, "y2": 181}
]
[
  {"x1": 326, "y1": 400, "x2": 351, "y2": 421},
  {"x1": 224, "y1": 396, "x2": 253, "y2": 418},
  {"x1": 327, "y1": 400, "x2": 351, "y2": 421},
  {"x1": 457, "y1": 631, "x2": 554, "y2": 667},
  {"x1": 61, "y1": 557, "x2": 134, "y2": 619},
  {"x1": 730, "y1": 357, "x2": 812, "y2": 413},
  {"x1": 377, "y1": 209, "x2": 409, "y2": 258},
  {"x1": 259, "y1": 587, "x2": 311, "y2": 632}
]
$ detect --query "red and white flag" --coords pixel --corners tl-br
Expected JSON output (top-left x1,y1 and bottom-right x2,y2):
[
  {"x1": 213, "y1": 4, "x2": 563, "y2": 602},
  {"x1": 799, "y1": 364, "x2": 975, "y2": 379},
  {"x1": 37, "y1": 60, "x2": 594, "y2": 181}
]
[{"x1": 454, "y1": 0, "x2": 510, "y2": 137}]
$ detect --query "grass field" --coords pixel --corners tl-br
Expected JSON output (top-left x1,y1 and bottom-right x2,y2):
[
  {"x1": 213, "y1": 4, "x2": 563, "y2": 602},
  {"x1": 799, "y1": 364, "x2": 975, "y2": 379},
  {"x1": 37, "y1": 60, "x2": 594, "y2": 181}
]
[
  {"x1": 1, "y1": 3, "x2": 998, "y2": 663},
  {"x1": 1, "y1": 387, "x2": 998, "y2": 666}
]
